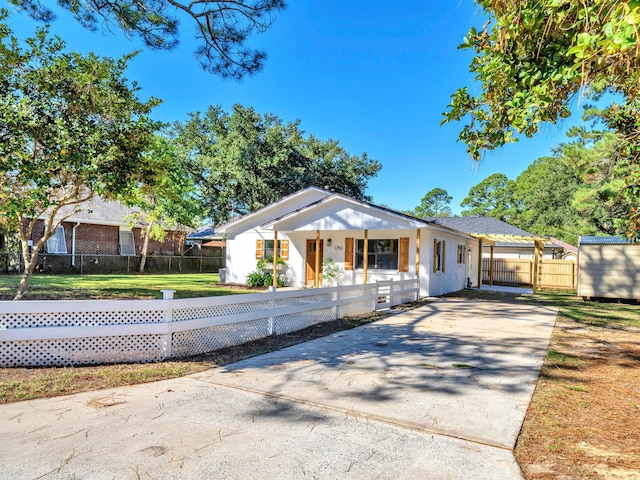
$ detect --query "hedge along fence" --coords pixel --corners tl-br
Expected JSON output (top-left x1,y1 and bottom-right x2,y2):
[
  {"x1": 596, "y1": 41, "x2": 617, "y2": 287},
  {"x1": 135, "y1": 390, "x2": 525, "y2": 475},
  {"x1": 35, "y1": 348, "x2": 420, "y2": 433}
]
[
  {"x1": 0, "y1": 253, "x2": 225, "y2": 275},
  {"x1": 0, "y1": 280, "x2": 419, "y2": 368}
]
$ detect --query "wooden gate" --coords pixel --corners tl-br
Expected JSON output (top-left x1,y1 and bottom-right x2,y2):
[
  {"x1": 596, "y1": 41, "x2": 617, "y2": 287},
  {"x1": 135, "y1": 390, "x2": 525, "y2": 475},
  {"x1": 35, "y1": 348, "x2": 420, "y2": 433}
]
[{"x1": 482, "y1": 258, "x2": 577, "y2": 289}]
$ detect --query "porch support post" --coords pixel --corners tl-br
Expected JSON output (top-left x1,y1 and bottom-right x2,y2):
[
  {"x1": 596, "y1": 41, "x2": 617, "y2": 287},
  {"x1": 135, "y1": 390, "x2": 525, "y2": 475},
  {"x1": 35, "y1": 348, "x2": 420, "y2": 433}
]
[
  {"x1": 272, "y1": 230, "x2": 278, "y2": 287},
  {"x1": 315, "y1": 230, "x2": 320, "y2": 287},
  {"x1": 489, "y1": 244, "x2": 495, "y2": 286},
  {"x1": 533, "y1": 240, "x2": 542, "y2": 294},
  {"x1": 477, "y1": 238, "x2": 483, "y2": 288},
  {"x1": 363, "y1": 229, "x2": 369, "y2": 284},
  {"x1": 415, "y1": 229, "x2": 421, "y2": 278}
]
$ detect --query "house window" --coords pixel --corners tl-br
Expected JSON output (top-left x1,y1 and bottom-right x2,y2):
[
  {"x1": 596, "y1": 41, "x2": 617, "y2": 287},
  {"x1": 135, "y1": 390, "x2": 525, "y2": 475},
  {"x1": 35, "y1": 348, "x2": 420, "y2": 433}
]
[
  {"x1": 355, "y1": 239, "x2": 398, "y2": 270},
  {"x1": 46, "y1": 226, "x2": 67, "y2": 254},
  {"x1": 457, "y1": 244, "x2": 466, "y2": 264},
  {"x1": 433, "y1": 239, "x2": 446, "y2": 272},
  {"x1": 263, "y1": 240, "x2": 281, "y2": 259},
  {"x1": 119, "y1": 230, "x2": 136, "y2": 256},
  {"x1": 255, "y1": 239, "x2": 289, "y2": 260}
]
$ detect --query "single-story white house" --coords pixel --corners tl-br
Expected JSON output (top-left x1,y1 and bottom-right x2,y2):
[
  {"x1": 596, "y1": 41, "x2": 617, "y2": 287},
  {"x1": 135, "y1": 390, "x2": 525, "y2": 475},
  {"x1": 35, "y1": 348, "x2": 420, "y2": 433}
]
[{"x1": 216, "y1": 187, "x2": 481, "y2": 297}]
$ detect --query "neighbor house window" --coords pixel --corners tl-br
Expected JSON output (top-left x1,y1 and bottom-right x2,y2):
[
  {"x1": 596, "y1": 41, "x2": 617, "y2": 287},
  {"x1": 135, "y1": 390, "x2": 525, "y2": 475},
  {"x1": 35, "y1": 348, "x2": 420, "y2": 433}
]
[
  {"x1": 457, "y1": 244, "x2": 466, "y2": 264},
  {"x1": 119, "y1": 230, "x2": 136, "y2": 256},
  {"x1": 433, "y1": 239, "x2": 446, "y2": 272},
  {"x1": 255, "y1": 239, "x2": 289, "y2": 260},
  {"x1": 46, "y1": 225, "x2": 67, "y2": 254},
  {"x1": 356, "y1": 239, "x2": 399, "y2": 270}
]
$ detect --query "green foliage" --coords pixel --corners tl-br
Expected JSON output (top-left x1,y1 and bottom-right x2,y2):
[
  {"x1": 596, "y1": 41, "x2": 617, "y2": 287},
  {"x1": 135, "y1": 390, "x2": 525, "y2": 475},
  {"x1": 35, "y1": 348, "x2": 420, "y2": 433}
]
[
  {"x1": 171, "y1": 104, "x2": 381, "y2": 224},
  {"x1": 464, "y1": 126, "x2": 632, "y2": 244},
  {"x1": 246, "y1": 259, "x2": 288, "y2": 287},
  {"x1": 121, "y1": 135, "x2": 203, "y2": 272},
  {"x1": 8, "y1": 0, "x2": 286, "y2": 78},
  {"x1": 444, "y1": 0, "x2": 640, "y2": 240},
  {"x1": 0, "y1": 13, "x2": 161, "y2": 298},
  {"x1": 320, "y1": 258, "x2": 342, "y2": 286},
  {"x1": 413, "y1": 188, "x2": 453, "y2": 218},
  {"x1": 460, "y1": 173, "x2": 516, "y2": 221}
]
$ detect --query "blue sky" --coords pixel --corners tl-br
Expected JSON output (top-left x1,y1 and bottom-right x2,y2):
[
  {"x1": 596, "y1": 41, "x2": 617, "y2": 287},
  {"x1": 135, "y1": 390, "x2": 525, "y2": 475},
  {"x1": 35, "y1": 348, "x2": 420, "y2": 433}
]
[{"x1": 7, "y1": 1, "x2": 586, "y2": 215}]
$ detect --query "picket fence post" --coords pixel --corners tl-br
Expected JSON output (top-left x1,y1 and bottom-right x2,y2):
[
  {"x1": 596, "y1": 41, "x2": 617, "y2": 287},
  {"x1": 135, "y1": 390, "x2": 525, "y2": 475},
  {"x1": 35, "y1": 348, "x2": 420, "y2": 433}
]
[{"x1": 161, "y1": 289, "x2": 176, "y2": 359}]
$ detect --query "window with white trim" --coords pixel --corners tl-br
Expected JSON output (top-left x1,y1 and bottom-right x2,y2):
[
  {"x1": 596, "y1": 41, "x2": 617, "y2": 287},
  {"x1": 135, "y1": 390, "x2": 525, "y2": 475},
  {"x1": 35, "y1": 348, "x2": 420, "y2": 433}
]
[
  {"x1": 356, "y1": 239, "x2": 398, "y2": 270},
  {"x1": 119, "y1": 230, "x2": 136, "y2": 256},
  {"x1": 433, "y1": 239, "x2": 446, "y2": 272},
  {"x1": 457, "y1": 244, "x2": 466, "y2": 264},
  {"x1": 46, "y1": 226, "x2": 67, "y2": 253}
]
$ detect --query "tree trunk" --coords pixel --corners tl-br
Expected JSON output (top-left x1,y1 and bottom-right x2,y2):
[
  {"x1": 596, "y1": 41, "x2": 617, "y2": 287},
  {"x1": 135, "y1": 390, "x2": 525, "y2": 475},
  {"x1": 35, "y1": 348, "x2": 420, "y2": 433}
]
[
  {"x1": 138, "y1": 222, "x2": 153, "y2": 273},
  {"x1": 14, "y1": 244, "x2": 39, "y2": 300}
]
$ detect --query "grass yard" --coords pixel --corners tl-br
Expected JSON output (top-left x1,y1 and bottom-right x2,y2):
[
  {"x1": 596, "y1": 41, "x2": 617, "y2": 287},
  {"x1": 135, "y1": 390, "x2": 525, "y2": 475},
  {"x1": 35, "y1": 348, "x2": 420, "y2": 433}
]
[{"x1": 0, "y1": 273, "x2": 263, "y2": 300}]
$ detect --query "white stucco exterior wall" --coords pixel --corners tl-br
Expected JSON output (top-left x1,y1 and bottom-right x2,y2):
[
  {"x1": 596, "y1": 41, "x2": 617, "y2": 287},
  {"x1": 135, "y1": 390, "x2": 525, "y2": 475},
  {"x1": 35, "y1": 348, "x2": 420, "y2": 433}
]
[{"x1": 219, "y1": 189, "x2": 479, "y2": 297}]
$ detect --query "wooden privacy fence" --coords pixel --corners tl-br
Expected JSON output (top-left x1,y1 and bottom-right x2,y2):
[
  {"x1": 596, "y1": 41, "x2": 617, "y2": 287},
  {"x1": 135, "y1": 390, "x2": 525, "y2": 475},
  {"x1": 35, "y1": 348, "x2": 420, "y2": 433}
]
[
  {"x1": 0, "y1": 279, "x2": 419, "y2": 368},
  {"x1": 482, "y1": 258, "x2": 577, "y2": 289}
]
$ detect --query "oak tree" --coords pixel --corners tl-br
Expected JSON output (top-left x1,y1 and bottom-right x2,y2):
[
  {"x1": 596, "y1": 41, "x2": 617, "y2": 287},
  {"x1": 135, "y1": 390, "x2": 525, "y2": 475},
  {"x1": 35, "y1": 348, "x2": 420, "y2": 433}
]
[
  {"x1": 172, "y1": 104, "x2": 382, "y2": 224},
  {"x1": 0, "y1": 16, "x2": 161, "y2": 299}
]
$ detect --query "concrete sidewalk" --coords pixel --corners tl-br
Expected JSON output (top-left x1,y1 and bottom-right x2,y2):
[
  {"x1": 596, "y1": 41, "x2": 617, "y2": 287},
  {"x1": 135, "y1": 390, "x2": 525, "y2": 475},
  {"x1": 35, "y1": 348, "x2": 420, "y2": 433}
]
[{"x1": 0, "y1": 298, "x2": 557, "y2": 479}]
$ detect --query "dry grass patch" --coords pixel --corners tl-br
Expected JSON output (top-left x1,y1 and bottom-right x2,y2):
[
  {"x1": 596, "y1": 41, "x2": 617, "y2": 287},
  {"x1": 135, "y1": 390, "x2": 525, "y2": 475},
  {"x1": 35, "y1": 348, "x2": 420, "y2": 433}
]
[
  {"x1": 445, "y1": 288, "x2": 640, "y2": 480},
  {"x1": 515, "y1": 317, "x2": 640, "y2": 479}
]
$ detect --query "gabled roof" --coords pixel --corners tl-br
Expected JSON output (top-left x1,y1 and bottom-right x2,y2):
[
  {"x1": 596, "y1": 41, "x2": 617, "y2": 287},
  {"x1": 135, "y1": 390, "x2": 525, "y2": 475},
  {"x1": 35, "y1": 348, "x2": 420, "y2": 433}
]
[
  {"x1": 261, "y1": 192, "x2": 434, "y2": 231},
  {"x1": 580, "y1": 235, "x2": 632, "y2": 245},
  {"x1": 216, "y1": 186, "x2": 333, "y2": 233}
]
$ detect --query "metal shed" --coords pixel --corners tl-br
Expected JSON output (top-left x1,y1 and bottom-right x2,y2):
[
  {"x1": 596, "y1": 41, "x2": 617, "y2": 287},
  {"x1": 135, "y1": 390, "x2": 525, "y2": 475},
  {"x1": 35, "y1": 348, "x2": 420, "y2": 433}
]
[{"x1": 578, "y1": 236, "x2": 640, "y2": 300}]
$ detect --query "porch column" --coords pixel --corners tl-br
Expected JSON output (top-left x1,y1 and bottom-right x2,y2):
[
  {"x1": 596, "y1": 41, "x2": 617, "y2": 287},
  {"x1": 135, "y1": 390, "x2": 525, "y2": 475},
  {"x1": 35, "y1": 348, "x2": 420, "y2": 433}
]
[
  {"x1": 363, "y1": 229, "x2": 369, "y2": 284},
  {"x1": 415, "y1": 229, "x2": 421, "y2": 278},
  {"x1": 272, "y1": 230, "x2": 278, "y2": 287},
  {"x1": 477, "y1": 238, "x2": 483, "y2": 287},
  {"x1": 315, "y1": 230, "x2": 320, "y2": 287},
  {"x1": 489, "y1": 244, "x2": 495, "y2": 286}
]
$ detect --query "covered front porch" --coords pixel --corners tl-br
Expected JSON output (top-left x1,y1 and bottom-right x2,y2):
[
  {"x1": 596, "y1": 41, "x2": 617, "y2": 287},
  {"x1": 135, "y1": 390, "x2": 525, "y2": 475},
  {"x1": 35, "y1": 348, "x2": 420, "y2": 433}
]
[{"x1": 267, "y1": 228, "x2": 424, "y2": 290}]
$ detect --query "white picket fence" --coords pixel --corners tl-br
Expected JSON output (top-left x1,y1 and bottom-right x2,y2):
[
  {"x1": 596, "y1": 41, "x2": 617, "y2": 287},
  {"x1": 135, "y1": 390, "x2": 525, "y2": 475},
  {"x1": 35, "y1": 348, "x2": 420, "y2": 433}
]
[{"x1": 0, "y1": 279, "x2": 419, "y2": 367}]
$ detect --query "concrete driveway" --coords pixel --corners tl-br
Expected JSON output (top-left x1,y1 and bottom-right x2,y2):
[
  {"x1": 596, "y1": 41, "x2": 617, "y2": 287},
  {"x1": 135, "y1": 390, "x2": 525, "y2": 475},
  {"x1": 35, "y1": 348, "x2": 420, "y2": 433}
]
[{"x1": 0, "y1": 298, "x2": 557, "y2": 479}]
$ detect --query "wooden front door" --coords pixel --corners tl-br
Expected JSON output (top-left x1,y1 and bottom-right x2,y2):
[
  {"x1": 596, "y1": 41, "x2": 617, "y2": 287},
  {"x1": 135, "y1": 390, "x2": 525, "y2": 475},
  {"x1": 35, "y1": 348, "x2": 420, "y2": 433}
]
[{"x1": 305, "y1": 239, "x2": 324, "y2": 286}]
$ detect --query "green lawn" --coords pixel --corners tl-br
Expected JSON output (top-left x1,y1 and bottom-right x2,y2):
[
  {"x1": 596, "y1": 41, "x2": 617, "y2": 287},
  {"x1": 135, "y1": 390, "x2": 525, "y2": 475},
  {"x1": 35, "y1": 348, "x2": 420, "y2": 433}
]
[{"x1": 0, "y1": 273, "x2": 263, "y2": 300}]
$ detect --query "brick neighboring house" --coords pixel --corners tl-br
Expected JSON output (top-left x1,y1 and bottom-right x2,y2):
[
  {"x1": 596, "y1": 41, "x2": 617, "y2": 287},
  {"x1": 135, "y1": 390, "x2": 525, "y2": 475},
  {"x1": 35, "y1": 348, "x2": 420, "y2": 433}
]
[
  {"x1": 26, "y1": 196, "x2": 188, "y2": 257},
  {"x1": 5, "y1": 196, "x2": 192, "y2": 274}
]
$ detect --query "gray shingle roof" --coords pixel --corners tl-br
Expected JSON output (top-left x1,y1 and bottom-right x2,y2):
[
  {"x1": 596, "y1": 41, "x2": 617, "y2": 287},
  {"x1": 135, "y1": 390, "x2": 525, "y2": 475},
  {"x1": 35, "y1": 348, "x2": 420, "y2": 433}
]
[
  {"x1": 429, "y1": 217, "x2": 537, "y2": 237},
  {"x1": 187, "y1": 226, "x2": 217, "y2": 240}
]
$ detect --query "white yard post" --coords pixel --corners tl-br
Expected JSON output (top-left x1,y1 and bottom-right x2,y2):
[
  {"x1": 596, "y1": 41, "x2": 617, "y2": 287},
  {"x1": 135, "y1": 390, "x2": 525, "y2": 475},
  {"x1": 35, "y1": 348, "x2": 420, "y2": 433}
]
[
  {"x1": 268, "y1": 286, "x2": 276, "y2": 335},
  {"x1": 161, "y1": 290, "x2": 176, "y2": 359}
]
